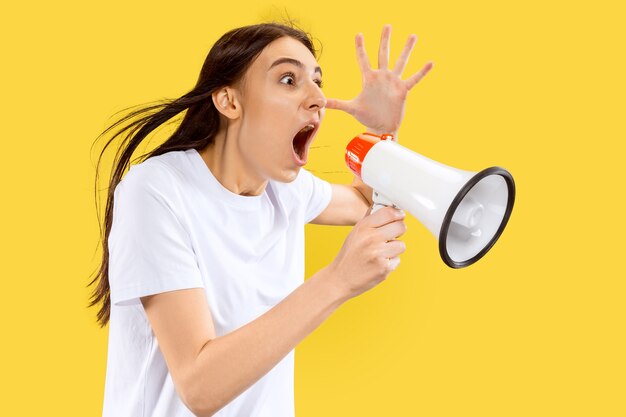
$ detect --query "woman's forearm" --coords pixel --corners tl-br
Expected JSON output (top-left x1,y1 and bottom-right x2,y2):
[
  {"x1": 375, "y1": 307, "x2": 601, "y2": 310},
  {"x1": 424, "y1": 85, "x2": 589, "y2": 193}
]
[
  {"x1": 351, "y1": 175, "x2": 374, "y2": 207},
  {"x1": 183, "y1": 267, "x2": 347, "y2": 416}
]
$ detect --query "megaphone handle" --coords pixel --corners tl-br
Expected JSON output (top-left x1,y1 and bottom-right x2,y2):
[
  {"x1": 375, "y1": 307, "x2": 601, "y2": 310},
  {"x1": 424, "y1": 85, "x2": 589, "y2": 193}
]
[{"x1": 371, "y1": 190, "x2": 399, "y2": 214}]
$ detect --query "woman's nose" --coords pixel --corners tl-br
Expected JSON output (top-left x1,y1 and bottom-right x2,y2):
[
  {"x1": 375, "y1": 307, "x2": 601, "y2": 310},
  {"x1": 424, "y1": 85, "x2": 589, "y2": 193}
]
[{"x1": 305, "y1": 85, "x2": 326, "y2": 111}]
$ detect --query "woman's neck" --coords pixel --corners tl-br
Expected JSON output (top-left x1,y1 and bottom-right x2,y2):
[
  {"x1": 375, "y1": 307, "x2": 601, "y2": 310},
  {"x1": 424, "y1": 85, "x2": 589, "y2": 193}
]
[{"x1": 198, "y1": 128, "x2": 268, "y2": 197}]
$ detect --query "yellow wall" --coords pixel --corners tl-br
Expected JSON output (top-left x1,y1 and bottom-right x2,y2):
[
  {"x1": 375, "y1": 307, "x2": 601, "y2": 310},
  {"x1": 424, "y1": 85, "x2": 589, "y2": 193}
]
[{"x1": 1, "y1": 0, "x2": 624, "y2": 415}]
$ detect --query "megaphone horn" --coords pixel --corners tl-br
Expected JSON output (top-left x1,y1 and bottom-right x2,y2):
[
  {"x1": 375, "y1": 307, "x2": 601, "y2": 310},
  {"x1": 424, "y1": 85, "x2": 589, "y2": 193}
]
[{"x1": 345, "y1": 133, "x2": 515, "y2": 269}]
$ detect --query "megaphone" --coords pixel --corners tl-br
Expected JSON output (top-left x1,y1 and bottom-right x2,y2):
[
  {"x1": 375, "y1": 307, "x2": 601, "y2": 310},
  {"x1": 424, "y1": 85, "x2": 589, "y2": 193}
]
[{"x1": 345, "y1": 133, "x2": 515, "y2": 268}]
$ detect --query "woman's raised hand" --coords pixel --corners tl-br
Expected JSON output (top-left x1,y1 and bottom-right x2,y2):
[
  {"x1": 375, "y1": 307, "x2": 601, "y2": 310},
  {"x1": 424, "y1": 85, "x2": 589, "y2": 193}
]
[{"x1": 326, "y1": 24, "x2": 434, "y2": 136}]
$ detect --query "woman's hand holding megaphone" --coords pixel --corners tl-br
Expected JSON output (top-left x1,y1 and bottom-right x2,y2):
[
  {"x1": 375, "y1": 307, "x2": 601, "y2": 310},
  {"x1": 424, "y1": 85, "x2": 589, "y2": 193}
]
[{"x1": 326, "y1": 206, "x2": 407, "y2": 301}]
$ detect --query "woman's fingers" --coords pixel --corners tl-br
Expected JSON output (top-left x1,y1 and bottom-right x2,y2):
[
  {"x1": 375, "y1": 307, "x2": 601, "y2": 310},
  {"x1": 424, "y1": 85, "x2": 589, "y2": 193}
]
[
  {"x1": 405, "y1": 61, "x2": 435, "y2": 90},
  {"x1": 377, "y1": 219, "x2": 408, "y2": 242},
  {"x1": 388, "y1": 257, "x2": 401, "y2": 271},
  {"x1": 381, "y1": 240, "x2": 407, "y2": 259},
  {"x1": 357, "y1": 27, "x2": 433, "y2": 88},
  {"x1": 355, "y1": 33, "x2": 372, "y2": 75},
  {"x1": 378, "y1": 24, "x2": 392, "y2": 70},
  {"x1": 361, "y1": 207, "x2": 405, "y2": 229},
  {"x1": 393, "y1": 34, "x2": 418, "y2": 76}
]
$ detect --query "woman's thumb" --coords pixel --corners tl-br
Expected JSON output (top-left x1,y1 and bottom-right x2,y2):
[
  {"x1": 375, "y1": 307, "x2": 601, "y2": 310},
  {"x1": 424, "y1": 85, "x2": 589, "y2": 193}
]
[{"x1": 325, "y1": 98, "x2": 353, "y2": 114}]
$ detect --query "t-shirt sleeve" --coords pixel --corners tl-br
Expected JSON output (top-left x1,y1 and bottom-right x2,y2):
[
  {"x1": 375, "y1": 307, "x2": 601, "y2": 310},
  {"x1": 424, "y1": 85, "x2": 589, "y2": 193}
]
[
  {"x1": 295, "y1": 168, "x2": 333, "y2": 223},
  {"x1": 108, "y1": 165, "x2": 204, "y2": 307}
]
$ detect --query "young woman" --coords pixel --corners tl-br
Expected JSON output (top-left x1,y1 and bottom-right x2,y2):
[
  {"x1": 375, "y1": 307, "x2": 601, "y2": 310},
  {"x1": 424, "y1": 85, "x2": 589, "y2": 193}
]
[{"x1": 89, "y1": 22, "x2": 432, "y2": 417}]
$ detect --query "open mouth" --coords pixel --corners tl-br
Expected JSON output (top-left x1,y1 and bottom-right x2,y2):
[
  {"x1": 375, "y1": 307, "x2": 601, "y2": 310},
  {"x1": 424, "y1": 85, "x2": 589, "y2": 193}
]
[{"x1": 292, "y1": 123, "x2": 317, "y2": 163}]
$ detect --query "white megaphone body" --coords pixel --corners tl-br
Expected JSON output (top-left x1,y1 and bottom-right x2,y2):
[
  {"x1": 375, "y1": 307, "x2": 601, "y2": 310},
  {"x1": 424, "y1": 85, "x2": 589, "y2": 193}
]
[{"x1": 345, "y1": 133, "x2": 515, "y2": 268}]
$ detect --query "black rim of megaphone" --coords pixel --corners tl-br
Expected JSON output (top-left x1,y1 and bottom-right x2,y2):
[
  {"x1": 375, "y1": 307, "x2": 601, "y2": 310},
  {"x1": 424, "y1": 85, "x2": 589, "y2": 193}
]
[{"x1": 438, "y1": 166, "x2": 515, "y2": 269}]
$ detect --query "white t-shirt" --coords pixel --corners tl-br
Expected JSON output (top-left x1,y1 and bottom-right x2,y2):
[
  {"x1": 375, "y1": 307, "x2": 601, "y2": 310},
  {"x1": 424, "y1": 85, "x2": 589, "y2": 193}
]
[{"x1": 102, "y1": 148, "x2": 332, "y2": 417}]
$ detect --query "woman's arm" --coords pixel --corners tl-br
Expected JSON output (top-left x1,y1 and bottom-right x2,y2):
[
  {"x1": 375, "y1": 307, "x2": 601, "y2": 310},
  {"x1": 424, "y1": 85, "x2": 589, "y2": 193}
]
[
  {"x1": 309, "y1": 179, "x2": 371, "y2": 226},
  {"x1": 142, "y1": 269, "x2": 342, "y2": 416},
  {"x1": 141, "y1": 206, "x2": 407, "y2": 417}
]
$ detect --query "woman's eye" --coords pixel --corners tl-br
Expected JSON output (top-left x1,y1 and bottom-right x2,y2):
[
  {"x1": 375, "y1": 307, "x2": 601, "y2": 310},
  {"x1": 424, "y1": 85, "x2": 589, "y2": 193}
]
[
  {"x1": 279, "y1": 73, "x2": 323, "y2": 88},
  {"x1": 280, "y1": 74, "x2": 296, "y2": 85}
]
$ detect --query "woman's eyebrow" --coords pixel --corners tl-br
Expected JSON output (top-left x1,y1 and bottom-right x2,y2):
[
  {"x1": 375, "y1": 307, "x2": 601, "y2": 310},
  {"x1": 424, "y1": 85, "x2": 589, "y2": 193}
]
[{"x1": 268, "y1": 57, "x2": 322, "y2": 77}]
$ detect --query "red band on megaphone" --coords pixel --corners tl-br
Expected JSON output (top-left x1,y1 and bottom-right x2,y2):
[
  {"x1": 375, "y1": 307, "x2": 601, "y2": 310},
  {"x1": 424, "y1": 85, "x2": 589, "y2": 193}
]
[{"x1": 345, "y1": 133, "x2": 395, "y2": 178}]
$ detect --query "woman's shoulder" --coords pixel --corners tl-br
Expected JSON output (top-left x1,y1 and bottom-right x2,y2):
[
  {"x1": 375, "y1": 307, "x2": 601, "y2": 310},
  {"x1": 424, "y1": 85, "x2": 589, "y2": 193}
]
[
  {"x1": 120, "y1": 150, "x2": 192, "y2": 191},
  {"x1": 123, "y1": 151, "x2": 189, "y2": 183}
]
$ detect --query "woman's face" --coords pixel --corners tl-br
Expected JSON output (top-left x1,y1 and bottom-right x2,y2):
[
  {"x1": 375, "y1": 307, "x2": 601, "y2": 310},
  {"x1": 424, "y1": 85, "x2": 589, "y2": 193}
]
[{"x1": 234, "y1": 36, "x2": 326, "y2": 183}]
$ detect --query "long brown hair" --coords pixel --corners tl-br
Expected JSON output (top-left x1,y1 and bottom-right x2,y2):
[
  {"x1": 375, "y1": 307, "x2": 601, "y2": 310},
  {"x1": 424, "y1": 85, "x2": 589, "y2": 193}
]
[{"x1": 88, "y1": 22, "x2": 318, "y2": 327}]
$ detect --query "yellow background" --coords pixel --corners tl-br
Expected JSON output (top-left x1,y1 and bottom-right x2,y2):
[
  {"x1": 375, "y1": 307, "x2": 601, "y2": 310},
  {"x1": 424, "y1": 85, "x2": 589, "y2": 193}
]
[{"x1": 1, "y1": 0, "x2": 624, "y2": 415}]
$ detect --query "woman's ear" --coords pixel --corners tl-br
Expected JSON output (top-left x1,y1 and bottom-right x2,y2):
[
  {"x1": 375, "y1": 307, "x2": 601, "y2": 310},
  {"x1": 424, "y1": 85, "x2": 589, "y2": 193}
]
[{"x1": 212, "y1": 87, "x2": 241, "y2": 120}]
